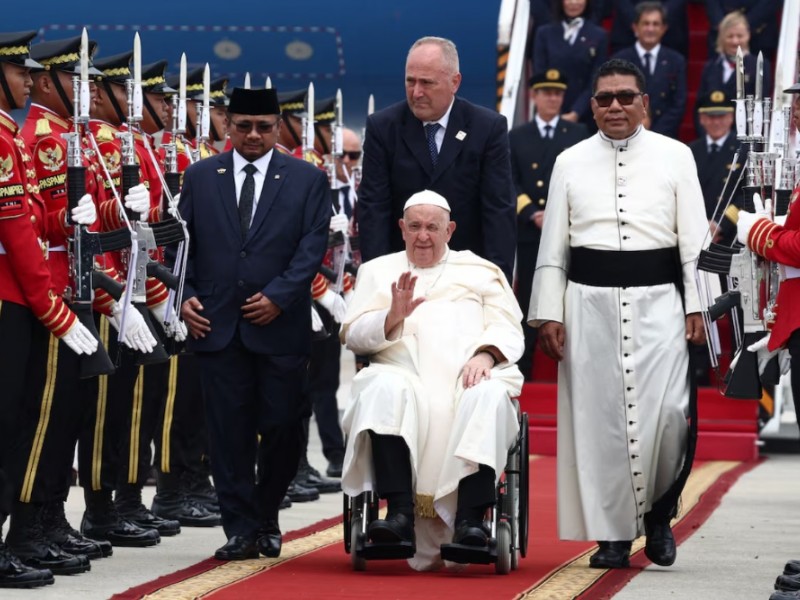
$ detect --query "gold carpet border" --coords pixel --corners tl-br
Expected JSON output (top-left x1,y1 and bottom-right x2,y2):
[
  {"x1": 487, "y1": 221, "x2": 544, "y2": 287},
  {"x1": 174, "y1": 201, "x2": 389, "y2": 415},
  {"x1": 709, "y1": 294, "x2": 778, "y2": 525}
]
[
  {"x1": 517, "y1": 460, "x2": 740, "y2": 599},
  {"x1": 144, "y1": 524, "x2": 346, "y2": 599}
]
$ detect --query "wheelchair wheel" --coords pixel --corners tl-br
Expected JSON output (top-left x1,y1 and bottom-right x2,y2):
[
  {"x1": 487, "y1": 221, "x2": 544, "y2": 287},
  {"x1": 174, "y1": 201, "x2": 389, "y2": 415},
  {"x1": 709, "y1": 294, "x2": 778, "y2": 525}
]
[
  {"x1": 519, "y1": 412, "x2": 530, "y2": 559},
  {"x1": 351, "y1": 521, "x2": 367, "y2": 571},
  {"x1": 343, "y1": 494, "x2": 352, "y2": 553},
  {"x1": 495, "y1": 521, "x2": 512, "y2": 575}
]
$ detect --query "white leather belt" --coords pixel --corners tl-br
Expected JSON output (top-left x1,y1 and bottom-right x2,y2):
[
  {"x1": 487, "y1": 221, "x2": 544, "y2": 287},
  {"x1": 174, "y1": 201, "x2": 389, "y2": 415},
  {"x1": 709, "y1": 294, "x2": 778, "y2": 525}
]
[
  {"x1": 0, "y1": 239, "x2": 49, "y2": 256},
  {"x1": 785, "y1": 265, "x2": 800, "y2": 280},
  {"x1": 49, "y1": 245, "x2": 67, "y2": 252}
]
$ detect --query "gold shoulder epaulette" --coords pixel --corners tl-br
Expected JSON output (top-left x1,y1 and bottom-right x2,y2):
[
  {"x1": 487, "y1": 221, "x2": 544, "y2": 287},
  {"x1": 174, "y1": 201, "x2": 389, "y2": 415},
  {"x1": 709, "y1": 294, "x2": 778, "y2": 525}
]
[
  {"x1": 35, "y1": 118, "x2": 52, "y2": 137},
  {"x1": 96, "y1": 125, "x2": 115, "y2": 142}
]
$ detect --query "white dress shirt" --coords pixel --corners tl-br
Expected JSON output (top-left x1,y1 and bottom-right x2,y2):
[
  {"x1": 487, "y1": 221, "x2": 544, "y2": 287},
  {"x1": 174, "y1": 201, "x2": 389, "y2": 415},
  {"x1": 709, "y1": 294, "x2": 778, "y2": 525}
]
[
  {"x1": 535, "y1": 114, "x2": 560, "y2": 138},
  {"x1": 232, "y1": 149, "x2": 272, "y2": 221},
  {"x1": 422, "y1": 98, "x2": 455, "y2": 153},
  {"x1": 635, "y1": 42, "x2": 661, "y2": 75}
]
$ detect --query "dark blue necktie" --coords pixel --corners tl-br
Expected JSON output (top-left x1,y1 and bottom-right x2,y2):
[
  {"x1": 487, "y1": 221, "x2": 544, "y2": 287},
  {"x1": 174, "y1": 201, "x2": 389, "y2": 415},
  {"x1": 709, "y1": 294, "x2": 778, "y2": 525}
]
[
  {"x1": 425, "y1": 123, "x2": 441, "y2": 167},
  {"x1": 340, "y1": 186, "x2": 352, "y2": 218},
  {"x1": 239, "y1": 163, "x2": 257, "y2": 240}
]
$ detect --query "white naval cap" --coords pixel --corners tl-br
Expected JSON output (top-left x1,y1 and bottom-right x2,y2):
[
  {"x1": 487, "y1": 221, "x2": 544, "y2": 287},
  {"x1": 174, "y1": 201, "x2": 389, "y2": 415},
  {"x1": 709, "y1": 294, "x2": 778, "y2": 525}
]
[{"x1": 403, "y1": 189, "x2": 451, "y2": 212}]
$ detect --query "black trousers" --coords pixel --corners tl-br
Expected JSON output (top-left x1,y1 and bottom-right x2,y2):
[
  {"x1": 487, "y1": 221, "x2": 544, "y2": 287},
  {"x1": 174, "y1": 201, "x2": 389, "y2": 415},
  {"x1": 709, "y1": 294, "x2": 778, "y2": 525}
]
[
  {"x1": 0, "y1": 301, "x2": 37, "y2": 520},
  {"x1": 301, "y1": 307, "x2": 345, "y2": 463},
  {"x1": 9, "y1": 324, "x2": 94, "y2": 504},
  {"x1": 153, "y1": 353, "x2": 209, "y2": 478},
  {"x1": 515, "y1": 241, "x2": 538, "y2": 381},
  {"x1": 788, "y1": 329, "x2": 800, "y2": 430},
  {"x1": 196, "y1": 337, "x2": 309, "y2": 538}
]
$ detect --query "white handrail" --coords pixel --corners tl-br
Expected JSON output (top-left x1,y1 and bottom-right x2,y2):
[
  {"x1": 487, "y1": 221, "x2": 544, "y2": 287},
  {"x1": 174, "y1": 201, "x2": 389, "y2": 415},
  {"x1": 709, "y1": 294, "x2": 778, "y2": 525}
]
[{"x1": 498, "y1": 0, "x2": 530, "y2": 127}]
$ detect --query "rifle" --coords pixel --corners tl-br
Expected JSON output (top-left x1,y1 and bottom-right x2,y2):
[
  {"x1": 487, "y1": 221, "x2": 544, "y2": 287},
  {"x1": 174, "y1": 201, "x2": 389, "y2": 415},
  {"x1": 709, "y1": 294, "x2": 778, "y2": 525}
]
[{"x1": 62, "y1": 29, "x2": 128, "y2": 378}]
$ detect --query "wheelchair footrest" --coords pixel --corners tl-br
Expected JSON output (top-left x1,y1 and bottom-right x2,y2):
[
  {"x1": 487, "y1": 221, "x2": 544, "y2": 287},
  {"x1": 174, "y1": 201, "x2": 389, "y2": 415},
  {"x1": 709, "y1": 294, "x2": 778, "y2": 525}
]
[
  {"x1": 440, "y1": 541, "x2": 497, "y2": 565},
  {"x1": 357, "y1": 540, "x2": 416, "y2": 560}
]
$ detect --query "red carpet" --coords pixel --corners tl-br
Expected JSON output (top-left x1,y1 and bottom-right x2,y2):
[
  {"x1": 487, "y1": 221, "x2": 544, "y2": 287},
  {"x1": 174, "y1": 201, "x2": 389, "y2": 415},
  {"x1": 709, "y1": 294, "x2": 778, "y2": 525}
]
[{"x1": 114, "y1": 457, "x2": 758, "y2": 600}]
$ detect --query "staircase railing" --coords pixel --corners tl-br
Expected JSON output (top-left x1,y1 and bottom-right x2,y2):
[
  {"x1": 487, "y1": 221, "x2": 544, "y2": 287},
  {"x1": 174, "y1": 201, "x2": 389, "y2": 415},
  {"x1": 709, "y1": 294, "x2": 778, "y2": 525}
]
[{"x1": 497, "y1": 0, "x2": 530, "y2": 128}]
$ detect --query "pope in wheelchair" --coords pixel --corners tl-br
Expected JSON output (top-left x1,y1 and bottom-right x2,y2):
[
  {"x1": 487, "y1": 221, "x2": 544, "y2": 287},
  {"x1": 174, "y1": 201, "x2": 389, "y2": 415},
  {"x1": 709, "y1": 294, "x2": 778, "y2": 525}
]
[{"x1": 339, "y1": 190, "x2": 525, "y2": 571}]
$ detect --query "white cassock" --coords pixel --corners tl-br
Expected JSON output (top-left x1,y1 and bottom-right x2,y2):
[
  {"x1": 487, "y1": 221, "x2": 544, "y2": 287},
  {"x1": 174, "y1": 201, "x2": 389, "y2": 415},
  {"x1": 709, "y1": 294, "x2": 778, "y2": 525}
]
[
  {"x1": 340, "y1": 248, "x2": 524, "y2": 570},
  {"x1": 529, "y1": 127, "x2": 708, "y2": 542}
]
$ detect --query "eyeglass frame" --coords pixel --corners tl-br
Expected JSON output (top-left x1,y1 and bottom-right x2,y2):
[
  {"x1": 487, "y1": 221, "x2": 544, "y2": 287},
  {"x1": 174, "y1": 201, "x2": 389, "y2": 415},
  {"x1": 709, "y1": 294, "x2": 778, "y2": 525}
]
[
  {"x1": 229, "y1": 118, "x2": 281, "y2": 134},
  {"x1": 592, "y1": 91, "x2": 645, "y2": 108}
]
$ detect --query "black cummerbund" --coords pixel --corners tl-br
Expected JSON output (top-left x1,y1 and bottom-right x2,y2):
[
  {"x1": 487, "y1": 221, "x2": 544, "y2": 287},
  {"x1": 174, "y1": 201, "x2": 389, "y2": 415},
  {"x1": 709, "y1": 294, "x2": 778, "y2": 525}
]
[{"x1": 568, "y1": 246, "x2": 681, "y2": 288}]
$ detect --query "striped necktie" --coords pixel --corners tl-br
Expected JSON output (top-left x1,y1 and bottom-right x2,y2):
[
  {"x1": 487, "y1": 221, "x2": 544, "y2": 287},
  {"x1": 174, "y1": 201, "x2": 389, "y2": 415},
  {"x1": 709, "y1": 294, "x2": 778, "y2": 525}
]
[{"x1": 425, "y1": 123, "x2": 441, "y2": 167}]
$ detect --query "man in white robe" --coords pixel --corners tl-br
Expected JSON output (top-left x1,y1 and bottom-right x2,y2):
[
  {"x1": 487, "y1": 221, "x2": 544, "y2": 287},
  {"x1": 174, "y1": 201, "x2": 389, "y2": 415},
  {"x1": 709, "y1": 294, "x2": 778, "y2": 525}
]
[
  {"x1": 529, "y1": 58, "x2": 708, "y2": 569},
  {"x1": 340, "y1": 189, "x2": 523, "y2": 571}
]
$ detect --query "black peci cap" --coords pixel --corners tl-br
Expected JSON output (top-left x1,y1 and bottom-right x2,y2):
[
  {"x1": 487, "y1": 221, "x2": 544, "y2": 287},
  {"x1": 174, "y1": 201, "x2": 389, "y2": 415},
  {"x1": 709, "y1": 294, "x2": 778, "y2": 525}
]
[{"x1": 228, "y1": 87, "x2": 280, "y2": 115}]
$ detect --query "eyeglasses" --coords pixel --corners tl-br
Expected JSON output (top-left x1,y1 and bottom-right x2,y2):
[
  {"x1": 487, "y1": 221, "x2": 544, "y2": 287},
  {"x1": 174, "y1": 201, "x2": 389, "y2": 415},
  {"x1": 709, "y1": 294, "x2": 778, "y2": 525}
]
[
  {"x1": 230, "y1": 119, "x2": 279, "y2": 134},
  {"x1": 342, "y1": 151, "x2": 362, "y2": 161},
  {"x1": 593, "y1": 92, "x2": 644, "y2": 107}
]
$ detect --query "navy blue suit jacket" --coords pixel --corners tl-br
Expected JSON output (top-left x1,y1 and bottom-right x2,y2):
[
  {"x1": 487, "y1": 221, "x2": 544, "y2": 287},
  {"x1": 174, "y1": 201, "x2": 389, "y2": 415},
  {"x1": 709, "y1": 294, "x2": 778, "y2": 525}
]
[
  {"x1": 357, "y1": 98, "x2": 516, "y2": 282},
  {"x1": 706, "y1": 0, "x2": 780, "y2": 57},
  {"x1": 612, "y1": 46, "x2": 687, "y2": 139},
  {"x1": 532, "y1": 21, "x2": 608, "y2": 123},
  {"x1": 610, "y1": 0, "x2": 689, "y2": 56},
  {"x1": 178, "y1": 149, "x2": 330, "y2": 355}
]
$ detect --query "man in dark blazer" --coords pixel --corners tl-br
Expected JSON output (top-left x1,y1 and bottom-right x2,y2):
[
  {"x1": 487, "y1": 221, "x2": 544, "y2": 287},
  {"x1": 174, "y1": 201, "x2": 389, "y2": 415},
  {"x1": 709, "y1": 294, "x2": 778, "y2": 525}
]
[
  {"x1": 612, "y1": 1, "x2": 687, "y2": 139},
  {"x1": 176, "y1": 87, "x2": 330, "y2": 561},
  {"x1": 610, "y1": 0, "x2": 688, "y2": 57},
  {"x1": 357, "y1": 36, "x2": 516, "y2": 282},
  {"x1": 509, "y1": 69, "x2": 588, "y2": 381}
]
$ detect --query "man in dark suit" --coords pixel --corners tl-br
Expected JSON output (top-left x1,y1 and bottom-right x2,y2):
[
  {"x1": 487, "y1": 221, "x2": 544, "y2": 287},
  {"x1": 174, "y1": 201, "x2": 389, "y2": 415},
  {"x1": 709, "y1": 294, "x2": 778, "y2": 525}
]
[
  {"x1": 610, "y1": 0, "x2": 688, "y2": 57},
  {"x1": 688, "y1": 90, "x2": 743, "y2": 247},
  {"x1": 176, "y1": 88, "x2": 330, "y2": 561},
  {"x1": 357, "y1": 36, "x2": 516, "y2": 282},
  {"x1": 612, "y1": 1, "x2": 687, "y2": 139},
  {"x1": 509, "y1": 69, "x2": 588, "y2": 381}
]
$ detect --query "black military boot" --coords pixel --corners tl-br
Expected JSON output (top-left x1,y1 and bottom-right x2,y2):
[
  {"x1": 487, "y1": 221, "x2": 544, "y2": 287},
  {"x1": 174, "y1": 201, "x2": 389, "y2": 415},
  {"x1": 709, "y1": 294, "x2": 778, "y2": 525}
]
[
  {"x1": 40, "y1": 500, "x2": 112, "y2": 560},
  {"x1": 81, "y1": 488, "x2": 160, "y2": 547},
  {"x1": 182, "y1": 469, "x2": 220, "y2": 513},
  {"x1": 0, "y1": 541, "x2": 53, "y2": 588},
  {"x1": 294, "y1": 460, "x2": 341, "y2": 494},
  {"x1": 115, "y1": 484, "x2": 181, "y2": 536},
  {"x1": 151, "y1": 471, "x2": 221, "y2": 527},
  {"x1": 6, "y1": 501, "x2": 91, "y2": 575}
]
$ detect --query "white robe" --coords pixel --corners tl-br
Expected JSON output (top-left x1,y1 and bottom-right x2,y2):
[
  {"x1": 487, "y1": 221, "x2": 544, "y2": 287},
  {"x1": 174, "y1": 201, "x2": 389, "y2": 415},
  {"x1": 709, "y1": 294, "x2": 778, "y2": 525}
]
[
  {"x1": 528, "y1": 128, "x2": 708, "y2": 541},
  {"x1": 340, "y1": 249, "x2": 524, "y2": 570}
]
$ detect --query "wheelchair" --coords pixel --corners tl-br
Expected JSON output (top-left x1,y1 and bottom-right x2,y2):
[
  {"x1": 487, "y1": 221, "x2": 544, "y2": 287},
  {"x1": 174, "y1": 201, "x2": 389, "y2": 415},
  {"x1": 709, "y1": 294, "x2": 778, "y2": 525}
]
[{"x1": 343, "y1": 400, "x2": 529, "y2": 574}]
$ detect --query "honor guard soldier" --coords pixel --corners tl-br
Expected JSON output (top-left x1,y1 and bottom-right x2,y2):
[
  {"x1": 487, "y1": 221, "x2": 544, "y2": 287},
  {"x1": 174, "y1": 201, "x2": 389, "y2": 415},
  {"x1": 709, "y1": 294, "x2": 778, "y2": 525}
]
[
  {"x1": 509, "y1": 69, "x2": 588, "y2": 380},
  {"x1": 12, "y1": 33, "x2": 122, "y2": 568},
  {"x1": 0, "y1": 30, "x2": 101, "y2": 585},
  {"x1": 203, "y1": 76, "x2": 230, "y2": 150},
  {"x1": 77, "y1": 50, "x2": 169, "y2": 547},
  {"x1": 276, "y1": 88, "x2": 306, "y2": 155}
]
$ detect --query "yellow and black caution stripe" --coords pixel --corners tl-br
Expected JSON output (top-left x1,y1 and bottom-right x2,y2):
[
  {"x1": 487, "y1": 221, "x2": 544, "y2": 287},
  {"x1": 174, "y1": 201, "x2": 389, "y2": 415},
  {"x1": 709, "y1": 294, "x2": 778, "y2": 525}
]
[{"x1": 496, "y1": 45, "x2": 509, "y2": 112}]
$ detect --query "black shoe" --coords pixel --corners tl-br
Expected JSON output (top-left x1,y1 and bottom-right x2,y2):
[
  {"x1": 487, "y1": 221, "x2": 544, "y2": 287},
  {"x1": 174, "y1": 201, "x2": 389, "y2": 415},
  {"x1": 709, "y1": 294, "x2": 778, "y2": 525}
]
[
  {"x1": 786, "y1": 560, "x2": 800, "y2": 576},
  {"x1": 286, "y1": 481, "x2": 320, "y2": 503},
  {"x1": 82, "y1": 490, "x2": 160, "y2": 547},
  {"x1": 257, "y1": 521, "x2": 282, "y2": 558},
  {"x1": 118, "y1": 503, "x2": 181, "y2": 536},
  {"x1": 152, "y1": 493, "x2": 221, "y2": 527},
  {"x1": 214, "y1": 535, "x2": 258, "y2": 561},
  {"x1": 644, "y1": 516, "x2": 676, "y2": 566},
  {"x1": 368, "y1": 512, "x2": 415, "y2": 544},
  {"x1": 589, "y1": 541, "x2": 632, "y2": 569},
  {"x1": 326, "y1": 456, "x2": 343, "y2": 478},
  {"x1": 279, "y1": 495, "x2": 292, "y2": 510},
  {"x1": 295, "y1": 464, "x2": 341, "y2": 494},
  {"x1": 777, "y1": 573, "x2": 800, "y2": 592},
  {"x1": 771, "y1": 592, "x2": 800, "y2": 600},
  {"x1": 41, "y1": 501, "x2": 111, "y2": 560},
  {"x1": 6, "y1": 502, "x2": 91, "y2": 575},
  {"x1": 182, "y1": 470, "x2": 220, "y2": 513},
  {"x1": 0, "y1": 543, "x2": 53, "y2": 588},
  {"x1": 452, "y1": 519, "x2": 489, "y2": 547}
]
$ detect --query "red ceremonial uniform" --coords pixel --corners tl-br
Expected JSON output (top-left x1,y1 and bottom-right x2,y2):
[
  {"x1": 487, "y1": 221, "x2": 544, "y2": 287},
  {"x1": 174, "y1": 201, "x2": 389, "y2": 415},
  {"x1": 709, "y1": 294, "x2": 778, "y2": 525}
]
[
  {"x1": 0, "y1": 109, "x2": 76, "y2": 338},
  {"x1": 747, "y1": 185, "x2": 800, "y2": 351}
]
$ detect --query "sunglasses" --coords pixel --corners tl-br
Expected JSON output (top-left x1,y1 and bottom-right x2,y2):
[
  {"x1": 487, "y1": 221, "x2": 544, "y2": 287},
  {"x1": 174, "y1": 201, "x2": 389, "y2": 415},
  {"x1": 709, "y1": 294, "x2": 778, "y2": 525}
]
[
  {"x1": 231, "y1": 119, "x2": 279, "y2": 134},
  {"x1": 593, "y1": 92, "x2": 643, "y2": 107},
  {"x1": 342, "y1": 151, "x2": 362, "y2": 161}
]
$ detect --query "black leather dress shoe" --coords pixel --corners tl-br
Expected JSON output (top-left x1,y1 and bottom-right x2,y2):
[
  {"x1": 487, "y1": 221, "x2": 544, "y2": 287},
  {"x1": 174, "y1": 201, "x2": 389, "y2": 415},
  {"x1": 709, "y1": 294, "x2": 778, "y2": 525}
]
[
  {"x1": 0, "y1": 544, "x2": 53, "y2": 588},
  {"x1": 771, "y1": 592, "x2": 800, "y2": 600},
  {"x1": 286, "y1": 481, "x2": 320, "y2": 503},
  {"x1": 644, "y1": 520, "x2": 676, "y2": 566},
  {"x1": 786, "y1": 560, "x2": 800, "y2": 576},
  {"x1": 279, "y1": 495, "x2": 292, "y2": 510},
  {"x1": 452, "y1": 520, "x2": 489, "y2": 547},
  {"x1": 589, "y1": 541, "x2": 632, "y2": 569},
  {"x1": 326, "y1": 456, "x2": 344, "y2": 478},
  {"x1": 214, "y1": 535, "x2": 258, "y2": 561},
  {"x1": 295, "y1": 465, "x2": 341, "y2": 494},
  {"x1": 257, "y1": 522, "x2": 282, "y2": 558},
  {"x1": 776, "y1": 573, "x2": 800, "y2": 592},
  {"x1": 81, "y1": 511, "x2": 161, "y2": 547},
  {"x1": 368, "y1": 512, "x2": 415, "y2": 544}
]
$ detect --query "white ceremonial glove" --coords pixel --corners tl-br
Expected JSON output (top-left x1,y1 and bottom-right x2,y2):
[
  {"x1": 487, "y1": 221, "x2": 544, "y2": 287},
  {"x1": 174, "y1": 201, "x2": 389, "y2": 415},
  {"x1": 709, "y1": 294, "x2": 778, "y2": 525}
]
[
  {"x1": 330, "y1": 213, "x2": 349, "y2": 234},
  {"x1": 166, "y1": 193, "x2": 180, "y2": 219},
  {"x1": 736, "y1": 210, "x2": 759, "y2": 245},
  {"x1": 317, "y1": 288, "x2": 347, "y2": 323},
  {"x1": 123, "y1": 184, "x2": 150, "y2": 221},
  {"x1": 311, "y1": 305, "x2": 325, "y2": 332},
  {"x1": 746, "y1": 335, "x2": 790, "y2": 376},
  {"x1": 107, "y1": 302, "x2": 158, "y2": 353},
  {"x1": 62, "y1": 321, "x2": 99, "y2": 355},
  {"x1": 70, "y1": 193, "x2": 97, "y2": 226},
  {"x1": 165, "y1": 317, "x2": 188, "y2": 343},
  {"x1": 775, "y1": 214, "x2": 788, "y2": 227}
]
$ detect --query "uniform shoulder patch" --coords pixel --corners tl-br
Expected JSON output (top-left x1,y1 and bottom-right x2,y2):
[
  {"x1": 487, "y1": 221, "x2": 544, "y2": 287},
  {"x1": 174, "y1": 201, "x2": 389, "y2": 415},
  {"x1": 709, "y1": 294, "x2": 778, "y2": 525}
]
[
  {"x1": 35, "y1": 118, "x2": 52, "y2": 137},
  {"x1": 0, "y1": 137, "x2": 26, "y2": 220}
]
